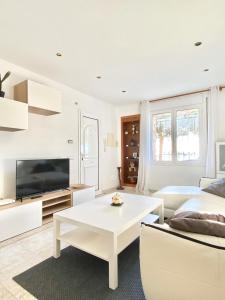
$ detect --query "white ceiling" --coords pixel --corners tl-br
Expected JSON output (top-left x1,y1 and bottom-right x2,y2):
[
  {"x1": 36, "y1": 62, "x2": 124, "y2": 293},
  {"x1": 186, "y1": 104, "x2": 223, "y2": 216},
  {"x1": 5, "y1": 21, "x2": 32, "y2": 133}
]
[{"x1": 0, "y1": 0, "x2": 225, "y2": 104}]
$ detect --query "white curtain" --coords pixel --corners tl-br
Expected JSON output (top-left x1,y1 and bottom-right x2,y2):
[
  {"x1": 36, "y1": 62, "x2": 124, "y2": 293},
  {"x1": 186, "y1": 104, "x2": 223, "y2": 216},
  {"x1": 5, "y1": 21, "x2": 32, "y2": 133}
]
[
  {"x1": 205, "y1": 86, "x2": 219, "y2": 178},
  {"x1": 136, "y1": 101, "x2": 152, "y2": 193}
]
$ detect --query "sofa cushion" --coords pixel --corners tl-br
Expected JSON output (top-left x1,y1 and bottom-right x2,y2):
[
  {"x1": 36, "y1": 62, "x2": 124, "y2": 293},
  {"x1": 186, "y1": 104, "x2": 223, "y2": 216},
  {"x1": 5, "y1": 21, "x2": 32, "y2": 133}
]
[
  {"x1": 203, "y1": 178, "x2": 225, "y2": 198},
  {"x1": 175, "y1": 193, "x2": 225, "y2": 216},
  {"x1": 167, "y1": 211, "x2": 225, "y2": 238},
  {"x1": 153, "y1": 186, "x2": 202, "y2": 211}
]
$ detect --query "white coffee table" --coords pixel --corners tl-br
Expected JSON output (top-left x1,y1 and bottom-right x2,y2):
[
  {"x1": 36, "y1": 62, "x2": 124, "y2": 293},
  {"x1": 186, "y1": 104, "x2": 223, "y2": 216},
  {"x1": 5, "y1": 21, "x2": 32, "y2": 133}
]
[{"x1": 53, "y1": 192, "x2": 163, "y2": 289}]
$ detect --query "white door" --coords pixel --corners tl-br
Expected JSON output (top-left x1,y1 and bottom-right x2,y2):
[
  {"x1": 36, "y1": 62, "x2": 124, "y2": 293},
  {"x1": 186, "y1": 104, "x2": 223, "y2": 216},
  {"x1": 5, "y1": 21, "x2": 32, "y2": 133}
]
[{"x1": 80, "y1": 114, "x2": 99, "y2": 191}]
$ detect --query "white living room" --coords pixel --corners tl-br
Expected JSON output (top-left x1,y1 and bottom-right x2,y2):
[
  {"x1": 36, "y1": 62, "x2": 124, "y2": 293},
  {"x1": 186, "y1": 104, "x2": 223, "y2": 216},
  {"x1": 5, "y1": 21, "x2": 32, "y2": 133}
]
[{"x1": 1, "y1": 1, "x2": 225, "y2": 300}]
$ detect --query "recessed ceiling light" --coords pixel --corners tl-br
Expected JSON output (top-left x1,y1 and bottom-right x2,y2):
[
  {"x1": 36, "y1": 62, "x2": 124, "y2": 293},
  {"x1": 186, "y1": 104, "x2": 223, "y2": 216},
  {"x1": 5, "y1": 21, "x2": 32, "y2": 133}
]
[
  {"x1": 96, "y1": 76, "x2": 102, "y2": 79},
  {"x1": 56, "y1": 52, "x2": 62, "y2": 57},
  {"x1": 194, "y1": 42, "x2": 202, "y2": 46},
  {"x1": 204, "y1": 68, "x2": 209, "y2": 72},
  {"x1": 122, "y1": 90, "x2": 127, "y2": 93}
]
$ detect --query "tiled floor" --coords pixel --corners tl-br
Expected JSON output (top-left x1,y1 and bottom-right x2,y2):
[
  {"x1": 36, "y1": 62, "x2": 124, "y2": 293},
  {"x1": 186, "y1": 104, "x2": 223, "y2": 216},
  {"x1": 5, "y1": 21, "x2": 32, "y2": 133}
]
[
  {"x1": 0, "y1": 223, "x2": 75, "y2": 300},
  {"x1": 0, "y1": 188, "x2": 140, "y2": 300}
]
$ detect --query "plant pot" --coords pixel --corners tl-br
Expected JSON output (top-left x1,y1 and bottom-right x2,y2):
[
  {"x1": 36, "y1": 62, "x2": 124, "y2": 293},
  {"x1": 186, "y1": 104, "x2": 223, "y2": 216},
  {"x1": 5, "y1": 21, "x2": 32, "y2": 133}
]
[{"x1": 0, "y1": 91, "x2": 5, "y2": 98}]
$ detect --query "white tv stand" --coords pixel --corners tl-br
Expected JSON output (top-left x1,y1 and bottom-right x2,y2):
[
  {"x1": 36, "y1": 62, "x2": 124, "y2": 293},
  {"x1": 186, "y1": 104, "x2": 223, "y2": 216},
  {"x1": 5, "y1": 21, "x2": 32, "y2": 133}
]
[{"x1": 0, "y1": 185, "x2": 94, "y2": 242}]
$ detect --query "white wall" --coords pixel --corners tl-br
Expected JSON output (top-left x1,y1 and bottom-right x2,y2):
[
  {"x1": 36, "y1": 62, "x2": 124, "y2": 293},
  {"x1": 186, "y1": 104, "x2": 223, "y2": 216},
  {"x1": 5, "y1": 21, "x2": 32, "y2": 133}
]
[
  {"x1": 116, "y1": 92, "x2": 225, "y2": 191},
  {"x1": 2, "y1": 56, "x2": 225, "y2": 197},
  {"x1": 0, "y1": 58, "x2": 118, "y2": 198}
]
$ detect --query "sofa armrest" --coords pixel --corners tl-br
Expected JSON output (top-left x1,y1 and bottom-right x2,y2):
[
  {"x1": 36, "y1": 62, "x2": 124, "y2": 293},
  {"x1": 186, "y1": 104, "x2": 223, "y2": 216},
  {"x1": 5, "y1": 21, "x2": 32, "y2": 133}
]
[
  {"x1": 140, "y1": 224, "x2": 225, "y2": 300},
  {"x1": 199, "y1": 177, "x2": 218, "y2": 189}
]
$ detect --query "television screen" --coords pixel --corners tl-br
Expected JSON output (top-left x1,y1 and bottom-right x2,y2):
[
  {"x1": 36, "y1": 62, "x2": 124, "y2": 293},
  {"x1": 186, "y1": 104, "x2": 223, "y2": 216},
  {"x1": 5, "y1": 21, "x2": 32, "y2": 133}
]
[{"x1": 16, "y1": 159, "x2": 70, "y2": 200}]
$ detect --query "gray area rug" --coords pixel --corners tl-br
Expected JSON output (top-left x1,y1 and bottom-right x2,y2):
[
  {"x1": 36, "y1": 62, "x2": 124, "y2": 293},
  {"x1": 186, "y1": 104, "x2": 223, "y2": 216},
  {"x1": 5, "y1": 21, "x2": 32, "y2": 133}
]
[{"x1": 13, "y1": 239, "x2": 146, "y2": 300}]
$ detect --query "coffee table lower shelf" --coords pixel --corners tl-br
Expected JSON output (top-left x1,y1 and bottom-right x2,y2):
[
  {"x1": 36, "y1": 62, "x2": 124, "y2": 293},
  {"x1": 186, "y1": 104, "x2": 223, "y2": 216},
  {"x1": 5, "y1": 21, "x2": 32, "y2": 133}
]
[{"x1": 58, "y1": 223, "x2": 140, "y2": 261}]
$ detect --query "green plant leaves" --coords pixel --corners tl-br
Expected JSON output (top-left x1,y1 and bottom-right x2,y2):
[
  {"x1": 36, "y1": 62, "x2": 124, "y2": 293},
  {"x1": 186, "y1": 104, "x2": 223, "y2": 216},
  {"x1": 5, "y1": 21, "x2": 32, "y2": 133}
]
[{"x1": 1, "y1": 71, "x2": 11, "y2": 82}]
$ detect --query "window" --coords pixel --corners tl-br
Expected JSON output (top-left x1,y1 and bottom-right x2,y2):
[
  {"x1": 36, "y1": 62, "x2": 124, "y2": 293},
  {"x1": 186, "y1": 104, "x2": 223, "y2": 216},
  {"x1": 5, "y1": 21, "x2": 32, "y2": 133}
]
[
  {"x1": 153, "y1": 113, "x2": 172, "y2": 161},
  {"x1": 152, "y1": 107, "x2": 201, "y2": 163},
  {"x1": 176, "y1": 109, "x2": 199, "y2": 161}
]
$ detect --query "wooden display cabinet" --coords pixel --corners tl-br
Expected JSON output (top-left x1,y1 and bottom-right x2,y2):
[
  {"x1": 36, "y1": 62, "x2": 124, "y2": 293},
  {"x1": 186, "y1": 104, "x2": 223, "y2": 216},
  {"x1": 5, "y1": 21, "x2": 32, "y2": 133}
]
[{"x1": 121, "y1": 114, "x2": 140, "y2": 187}]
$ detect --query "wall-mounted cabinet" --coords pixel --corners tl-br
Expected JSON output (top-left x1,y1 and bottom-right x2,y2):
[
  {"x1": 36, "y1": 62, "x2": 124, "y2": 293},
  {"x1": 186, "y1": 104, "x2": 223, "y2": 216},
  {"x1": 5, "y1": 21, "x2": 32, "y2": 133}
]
[
  {"x1": 0, "y1": 98, "x2": 28, "y2": 131},
  {"x1": 14, "y1": 80, "x2": 62, "y2": 116}
]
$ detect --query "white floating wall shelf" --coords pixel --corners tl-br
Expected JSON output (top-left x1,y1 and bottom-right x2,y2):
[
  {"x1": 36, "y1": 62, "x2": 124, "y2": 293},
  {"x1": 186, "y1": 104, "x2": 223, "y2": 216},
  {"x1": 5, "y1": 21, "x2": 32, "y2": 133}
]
[
  {"x1": 0, "y1": 98, "x2": 28, "y2": 131},
  {"x1": 14, "y1": 80, "x2": 62, "y2": 116}
]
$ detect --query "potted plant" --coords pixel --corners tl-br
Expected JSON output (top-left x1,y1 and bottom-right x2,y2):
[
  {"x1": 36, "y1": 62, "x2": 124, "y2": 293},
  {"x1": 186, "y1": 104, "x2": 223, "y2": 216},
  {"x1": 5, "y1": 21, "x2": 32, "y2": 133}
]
[{"x1": 0, "y1": 71, "x2": 11, "y2": 98}]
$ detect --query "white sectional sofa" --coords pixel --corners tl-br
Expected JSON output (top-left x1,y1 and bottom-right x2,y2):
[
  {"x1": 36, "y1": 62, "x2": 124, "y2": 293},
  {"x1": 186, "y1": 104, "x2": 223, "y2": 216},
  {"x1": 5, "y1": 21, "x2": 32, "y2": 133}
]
[
  {"x1": 140, "y1": 178, "x2": 225, "y2": 300},
  {"x1": 153, "y1": 177, "x2": 219, "y2": 218}
]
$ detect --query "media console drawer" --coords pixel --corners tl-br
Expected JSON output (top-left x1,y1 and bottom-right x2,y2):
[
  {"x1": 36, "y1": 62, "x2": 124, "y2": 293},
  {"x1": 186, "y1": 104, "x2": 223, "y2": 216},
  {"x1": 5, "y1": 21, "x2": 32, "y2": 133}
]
[{"x1": 0, "y1": 201, "x2": 42, "y2": 242}]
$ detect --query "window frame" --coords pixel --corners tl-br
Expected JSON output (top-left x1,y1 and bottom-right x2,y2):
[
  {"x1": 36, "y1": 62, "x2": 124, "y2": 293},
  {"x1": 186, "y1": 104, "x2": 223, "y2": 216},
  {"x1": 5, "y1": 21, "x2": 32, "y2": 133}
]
[{"x1": 151, "y1": 103, "x2": 205, "y2": 166}]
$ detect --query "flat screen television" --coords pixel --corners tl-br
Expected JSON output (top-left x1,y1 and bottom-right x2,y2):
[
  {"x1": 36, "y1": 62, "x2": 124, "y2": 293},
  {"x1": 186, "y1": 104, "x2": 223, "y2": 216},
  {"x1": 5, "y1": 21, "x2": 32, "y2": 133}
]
[{"x1": 16, "y1": 159, "x2": 70, "y2": 200}]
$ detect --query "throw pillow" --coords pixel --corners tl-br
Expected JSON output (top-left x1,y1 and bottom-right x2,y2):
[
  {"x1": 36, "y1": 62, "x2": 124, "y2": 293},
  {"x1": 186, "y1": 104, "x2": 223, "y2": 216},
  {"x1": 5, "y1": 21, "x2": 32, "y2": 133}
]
[
  {"x1": 167, "y1": 211, "x2": 225, "y2": 238},
  {"x1": 203, "y1": 177, "x2": 225, "y2": 198}
]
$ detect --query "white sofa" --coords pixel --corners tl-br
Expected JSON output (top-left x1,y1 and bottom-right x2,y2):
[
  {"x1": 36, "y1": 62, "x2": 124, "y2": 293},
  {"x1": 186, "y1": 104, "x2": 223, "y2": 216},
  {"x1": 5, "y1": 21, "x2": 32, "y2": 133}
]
[
  {"x1": 153, "y1": 177, "x2": 219, "y2": 218},
  {"x1": 140, "y1": 223, "x2": 225, "y2": 300},
  {"x1": 140, "y1": 178, "x2": 225, "y2": 300}
]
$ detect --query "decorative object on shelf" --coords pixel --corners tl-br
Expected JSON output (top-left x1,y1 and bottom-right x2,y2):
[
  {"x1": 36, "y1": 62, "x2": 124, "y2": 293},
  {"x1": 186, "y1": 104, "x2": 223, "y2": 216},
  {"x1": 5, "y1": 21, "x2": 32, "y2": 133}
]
[
  {"x1": 129, "y1": 161, "x2": 136, "y2": 172},
  {"x1": 131, "y1": 124, "x2": 136, "y2": 135},
  {"x1": 0, "y1": 71, "x2": 11, "y2": 98},
  {"x1": 124, "y1": 130, "x2": 128, "y2": 135},
  {"x1": 111, "y1": 193, "x2": 123, "y2": 206},
  {"x1": 126, "y1": 144, "x2": 128, "y2": 147},
  {"x1": 133, "y1": 152, "x2": 138, "y2": 159},
  {"x1": 116, "y1": 166, "x2": 124, "y2": 190},
  {"x1": 130, "y1": 139, "x2": 137, "y2": 147}
]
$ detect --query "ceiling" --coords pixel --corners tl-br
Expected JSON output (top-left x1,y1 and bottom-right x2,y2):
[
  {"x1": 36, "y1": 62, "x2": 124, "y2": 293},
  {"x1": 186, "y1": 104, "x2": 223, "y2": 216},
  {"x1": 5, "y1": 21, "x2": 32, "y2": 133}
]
[{"x1": 0, "y1": 0, "x2": 225, "y2": 104}]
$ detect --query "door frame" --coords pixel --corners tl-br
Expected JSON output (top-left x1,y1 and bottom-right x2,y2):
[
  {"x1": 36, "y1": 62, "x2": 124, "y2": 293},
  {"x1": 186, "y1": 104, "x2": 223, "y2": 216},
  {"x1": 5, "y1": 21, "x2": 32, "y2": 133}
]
[{"x1": 78, "y1": 111, "x2": 100, "y2": 192}]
